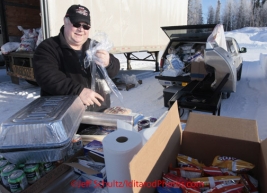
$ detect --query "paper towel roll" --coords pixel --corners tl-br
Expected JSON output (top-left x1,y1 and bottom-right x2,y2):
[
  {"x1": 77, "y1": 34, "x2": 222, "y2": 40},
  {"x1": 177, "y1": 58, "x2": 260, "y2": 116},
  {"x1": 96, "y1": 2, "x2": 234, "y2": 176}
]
[{"x1": 103, "y1": 129, "x2": 142, "y2": 193}]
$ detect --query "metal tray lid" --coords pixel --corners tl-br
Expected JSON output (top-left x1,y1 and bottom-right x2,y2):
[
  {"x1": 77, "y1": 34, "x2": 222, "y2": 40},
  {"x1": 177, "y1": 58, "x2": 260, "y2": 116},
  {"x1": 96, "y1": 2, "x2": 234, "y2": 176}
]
[{"x1": 0, "y1": 95, "x2": 85, "y2": 150}]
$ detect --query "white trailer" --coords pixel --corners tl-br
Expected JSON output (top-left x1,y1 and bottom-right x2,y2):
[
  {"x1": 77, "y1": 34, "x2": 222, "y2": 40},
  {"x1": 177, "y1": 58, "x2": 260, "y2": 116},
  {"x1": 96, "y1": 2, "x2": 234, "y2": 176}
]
[{"x1": 0, "y1": 0, "x2": 188, "y2": 83}]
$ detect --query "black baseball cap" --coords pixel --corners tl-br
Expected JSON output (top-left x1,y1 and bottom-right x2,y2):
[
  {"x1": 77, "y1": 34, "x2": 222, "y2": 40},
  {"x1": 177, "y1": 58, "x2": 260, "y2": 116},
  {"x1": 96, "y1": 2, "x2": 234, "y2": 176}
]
[{"x1": 65, "y1": 4, "x2": 91, "y2": 25}]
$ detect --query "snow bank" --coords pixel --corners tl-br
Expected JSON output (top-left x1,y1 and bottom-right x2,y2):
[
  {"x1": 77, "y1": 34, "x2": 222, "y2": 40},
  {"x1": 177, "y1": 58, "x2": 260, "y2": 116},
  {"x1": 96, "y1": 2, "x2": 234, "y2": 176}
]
[{"x1": 260, "y1": 53, "x2": 267, "y2": 77}]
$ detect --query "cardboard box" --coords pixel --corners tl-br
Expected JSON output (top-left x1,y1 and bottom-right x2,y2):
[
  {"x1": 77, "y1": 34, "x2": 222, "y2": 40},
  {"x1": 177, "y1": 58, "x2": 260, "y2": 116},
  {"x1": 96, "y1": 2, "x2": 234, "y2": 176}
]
[
  {"x1": 129, "y1": 102, "x2": 267, "y2": 193},
  {"x1": 190, "y1": 60, "x2": 208, "y2": 81}
]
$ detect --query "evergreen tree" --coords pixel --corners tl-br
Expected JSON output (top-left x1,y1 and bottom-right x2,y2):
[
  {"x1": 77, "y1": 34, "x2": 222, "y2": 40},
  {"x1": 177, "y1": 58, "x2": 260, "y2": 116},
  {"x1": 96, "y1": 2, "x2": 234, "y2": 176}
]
[
  {"x1": 222, "y1": 0, "x2": 233, "y2": 31},
  {"x1": 188, "y1": 0, "x2": 266, "y2": 29},
  {"x1": 214, "y1": 0, "x2": 221, "y2": 24},
  {"x1": 261, "y1": 1, "x2": 267, "y2": 26},
  {"x1": 187, "y1": 0, "x2": 203, "y2": 25},
  {"x1": 236, "y1": 0, "x2": 245, "y2": 29},
  {"x1": 207, "y1": 6, "x2": 215, "y2": 24},
  {"x1": 187, "y1": 0, "x2": 194, "y2": 25},
  {"x1": 198, "y1": 0, "x2": 204, "y2": 24}
]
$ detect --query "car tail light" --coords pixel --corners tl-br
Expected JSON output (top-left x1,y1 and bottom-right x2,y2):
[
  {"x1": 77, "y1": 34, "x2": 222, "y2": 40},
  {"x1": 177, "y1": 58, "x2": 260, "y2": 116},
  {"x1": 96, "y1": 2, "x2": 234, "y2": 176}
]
[{"x1": 160, "y1": 58, "x2": 164, "y2": 68}]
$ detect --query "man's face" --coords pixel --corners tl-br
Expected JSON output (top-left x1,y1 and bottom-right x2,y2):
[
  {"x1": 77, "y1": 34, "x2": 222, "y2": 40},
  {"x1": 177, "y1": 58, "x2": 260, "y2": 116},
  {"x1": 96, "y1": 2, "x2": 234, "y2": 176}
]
[{"x1": 64, "y1": 18, "x2": 90, "y2": 50}]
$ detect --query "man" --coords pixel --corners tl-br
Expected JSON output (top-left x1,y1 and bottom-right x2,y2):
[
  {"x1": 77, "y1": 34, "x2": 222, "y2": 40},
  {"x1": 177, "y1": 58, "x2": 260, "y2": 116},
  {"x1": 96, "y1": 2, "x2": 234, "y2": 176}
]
[{"x1": 33, "y1": 4, "x2": 120, "y2": 112}]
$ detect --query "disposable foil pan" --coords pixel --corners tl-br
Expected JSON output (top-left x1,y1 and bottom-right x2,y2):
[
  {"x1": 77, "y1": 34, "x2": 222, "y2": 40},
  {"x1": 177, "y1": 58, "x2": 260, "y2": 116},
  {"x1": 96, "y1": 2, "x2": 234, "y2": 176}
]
[
  {"x1": 0, "y1": 95, "x2": 85, "y2": 151},
  {"x1": 0, "y1": 142, "x2": 72, "y2": 164}
]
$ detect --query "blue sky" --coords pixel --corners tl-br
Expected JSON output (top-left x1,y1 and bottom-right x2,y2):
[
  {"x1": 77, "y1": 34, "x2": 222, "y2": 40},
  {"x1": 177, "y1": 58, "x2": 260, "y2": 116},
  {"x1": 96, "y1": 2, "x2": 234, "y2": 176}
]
[{"x1": 202, "y1": 0, "x2": 226, "y2": 22}]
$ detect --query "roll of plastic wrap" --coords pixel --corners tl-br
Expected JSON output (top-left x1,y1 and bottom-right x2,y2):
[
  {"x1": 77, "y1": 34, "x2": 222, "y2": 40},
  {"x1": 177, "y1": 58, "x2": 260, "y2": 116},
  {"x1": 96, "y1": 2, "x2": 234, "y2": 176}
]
[
  {"x1": 81, "y1": 111, "x2": 134, "y2": 126},
  {"x1": 103, "y1": 129, "x2": 142, "y2": 193}
]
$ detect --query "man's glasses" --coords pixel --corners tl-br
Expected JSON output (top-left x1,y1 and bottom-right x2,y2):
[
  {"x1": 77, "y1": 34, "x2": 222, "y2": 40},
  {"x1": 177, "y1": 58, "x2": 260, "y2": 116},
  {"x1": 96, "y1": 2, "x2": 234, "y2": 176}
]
[{"x1": 72, "y1": 23, "x2": 90, "y2": 30}]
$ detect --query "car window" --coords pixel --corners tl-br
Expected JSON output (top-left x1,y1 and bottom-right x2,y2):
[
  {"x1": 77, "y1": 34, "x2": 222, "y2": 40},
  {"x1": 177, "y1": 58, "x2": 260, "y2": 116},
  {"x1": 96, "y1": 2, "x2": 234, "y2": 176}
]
[
  {"x1": 233, "y1": 39, "x2": 240, "y2": 52},
  {"x1": 226, "y1": 39, "x2": 237, "y2": 54},
  {"x1": 230, "y1": 45, "x2": 236, "y2": 53},
  {"x1": 226, "y1": 41, "x2": 231, "y2": 52}
]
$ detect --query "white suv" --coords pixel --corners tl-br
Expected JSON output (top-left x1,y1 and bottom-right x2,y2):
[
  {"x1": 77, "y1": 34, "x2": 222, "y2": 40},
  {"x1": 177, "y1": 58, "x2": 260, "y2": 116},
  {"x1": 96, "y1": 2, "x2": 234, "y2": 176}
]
[
  {"x1": 156, "y1": 24, "x2": 246, "y2": 89},
  {"x1": 225, "y1": 37, "x2": 245, "y2": 81}
]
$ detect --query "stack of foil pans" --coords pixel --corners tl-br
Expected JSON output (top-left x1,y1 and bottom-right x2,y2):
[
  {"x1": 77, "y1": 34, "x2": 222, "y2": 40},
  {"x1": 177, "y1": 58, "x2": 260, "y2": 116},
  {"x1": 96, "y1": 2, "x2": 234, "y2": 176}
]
[{"x1": 0, "y1": 95, "x2": 85, "y2": 164}]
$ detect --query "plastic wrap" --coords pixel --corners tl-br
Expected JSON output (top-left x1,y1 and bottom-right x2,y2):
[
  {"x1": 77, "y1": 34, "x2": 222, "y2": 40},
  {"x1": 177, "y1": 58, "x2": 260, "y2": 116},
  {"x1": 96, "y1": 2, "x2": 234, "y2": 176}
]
[
  {"x1": 0, "y1": 96, "x2": 85, "y2": 150},
  {"x1": 81, "y1": 111, "x2": 134, "y2": 127},
  {"x1": 121, "y1": 74, "x2": 140, "y2": 87},
  {"x1": 85, "y1": 32, "x2": 123, "y2": 106}
]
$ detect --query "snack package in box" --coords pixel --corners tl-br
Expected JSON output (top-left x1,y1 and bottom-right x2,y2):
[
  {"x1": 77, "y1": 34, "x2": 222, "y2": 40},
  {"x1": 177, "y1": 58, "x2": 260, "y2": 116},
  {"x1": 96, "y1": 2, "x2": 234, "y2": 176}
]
[
  {"x1": 212, "y1": 156, "x2": 255, "y2": 172},
  {"x1": 177, "y1": 154, "x2": 206, "y2": 169},
  {"x1": 169, "y1": 165, "x2": 202, "y2": 179},
  {"x1": 203, "y1": 183, "x2": 244, "y2": 193},
  {"x1": 190, "y1": 176, "x2": 241, "y2": 190},
  {"x1": 203, "y1": 166, "x2": 236, "y2": 177}
]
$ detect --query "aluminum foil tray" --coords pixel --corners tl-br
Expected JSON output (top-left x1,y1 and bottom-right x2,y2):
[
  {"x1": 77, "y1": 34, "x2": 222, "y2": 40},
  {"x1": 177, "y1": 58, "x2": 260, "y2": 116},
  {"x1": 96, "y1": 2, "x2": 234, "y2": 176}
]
[
  {"x1": 0, "y1": 95, "x2": 85, "y2": 151},
  {"x1": 1, "y1": 142, "x2": 72, "y2": 164}
]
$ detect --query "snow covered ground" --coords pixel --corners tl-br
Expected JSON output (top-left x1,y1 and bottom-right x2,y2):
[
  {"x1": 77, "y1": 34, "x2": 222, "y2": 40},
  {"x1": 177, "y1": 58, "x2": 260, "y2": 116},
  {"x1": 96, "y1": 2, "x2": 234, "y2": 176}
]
[{"x1": 0, "y1": 27, "x2": 267, "y2": 140}]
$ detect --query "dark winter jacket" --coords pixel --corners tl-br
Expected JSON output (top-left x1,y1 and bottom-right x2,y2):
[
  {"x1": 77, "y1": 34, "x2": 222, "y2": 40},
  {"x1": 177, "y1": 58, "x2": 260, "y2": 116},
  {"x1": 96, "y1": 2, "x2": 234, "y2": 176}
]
[{"x1": 33, "y1": 26, "x2": 120, "y2": 112}]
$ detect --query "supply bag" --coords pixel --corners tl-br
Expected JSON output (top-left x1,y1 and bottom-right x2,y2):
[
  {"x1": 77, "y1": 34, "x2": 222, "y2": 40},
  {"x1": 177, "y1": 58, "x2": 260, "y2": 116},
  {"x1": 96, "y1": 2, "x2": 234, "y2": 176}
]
[
  {"x1": 16, "y1": 26, "x2": 38, "y2": 52},
  {"x1": 85, "y1": 32, "x2": 123, "y2": 111},
  {"x1": 1, "y1": 42, "x2": 20, "y2": 54},
  {"x1": 162, "y1": 47, "x2": 185, "y2": 77}
]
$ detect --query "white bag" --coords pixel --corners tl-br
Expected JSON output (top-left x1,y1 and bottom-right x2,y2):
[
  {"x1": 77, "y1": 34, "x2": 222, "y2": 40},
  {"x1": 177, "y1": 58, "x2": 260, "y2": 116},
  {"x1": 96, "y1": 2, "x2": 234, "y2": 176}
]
[
  {"x1": 207, "y1": 24, "x2": 227, "y2": 51},
  {"x1": 1, "y1": 42, "x2": 20, "y2": 54},
  {"x1": 16, "y1": 26, "x2": 38, "y2": 52}
]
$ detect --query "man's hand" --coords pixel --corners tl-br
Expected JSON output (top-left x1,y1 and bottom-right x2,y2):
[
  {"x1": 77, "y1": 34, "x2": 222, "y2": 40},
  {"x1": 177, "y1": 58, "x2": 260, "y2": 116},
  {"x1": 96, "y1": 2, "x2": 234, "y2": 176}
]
[
  {"x1": 95, "y1": 50, "x2": 110, "y2": 67},
  {"x1": 79, "y1": 88, "x2": 104, "y2": 106}
]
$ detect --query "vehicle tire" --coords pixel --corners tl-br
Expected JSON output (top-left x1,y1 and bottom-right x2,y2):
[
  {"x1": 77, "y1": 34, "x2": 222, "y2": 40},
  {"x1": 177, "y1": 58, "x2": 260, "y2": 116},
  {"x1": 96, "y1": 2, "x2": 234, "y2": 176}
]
[
  {"x1": 0, "y1": 55, "x2": 5, "y2": 66},
  {"x1": 237, "y1": 63, "x2": 242, "y2": 81},
  {"x1": 26, "y1": 80, "x2": 39, "y2": 86}
]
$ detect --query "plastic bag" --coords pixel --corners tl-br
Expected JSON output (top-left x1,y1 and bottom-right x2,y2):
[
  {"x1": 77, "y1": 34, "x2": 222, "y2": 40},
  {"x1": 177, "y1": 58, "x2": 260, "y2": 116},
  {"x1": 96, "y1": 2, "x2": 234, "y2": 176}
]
[
  {"x1": 1, "y1": 42, "x2": 20, "y2": 54},
  {"x1": 85, "y1": 32, "x2": 123, "y2": 110},
  {"x1": 36, "y1": 27, "x2": 43, "y2": 47},
  {"x1": 207, "y1": 24, "x2": 227, "y2": 51},
  {"x1": 121, "y1": 74, "x2": 140, "y2": 87},
  {"x1": 16, "y1": 26, "x2": 38, "y2": 52},
  {"x1": 162, "y1": 54, "x2": 184, "y2": 77}
]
